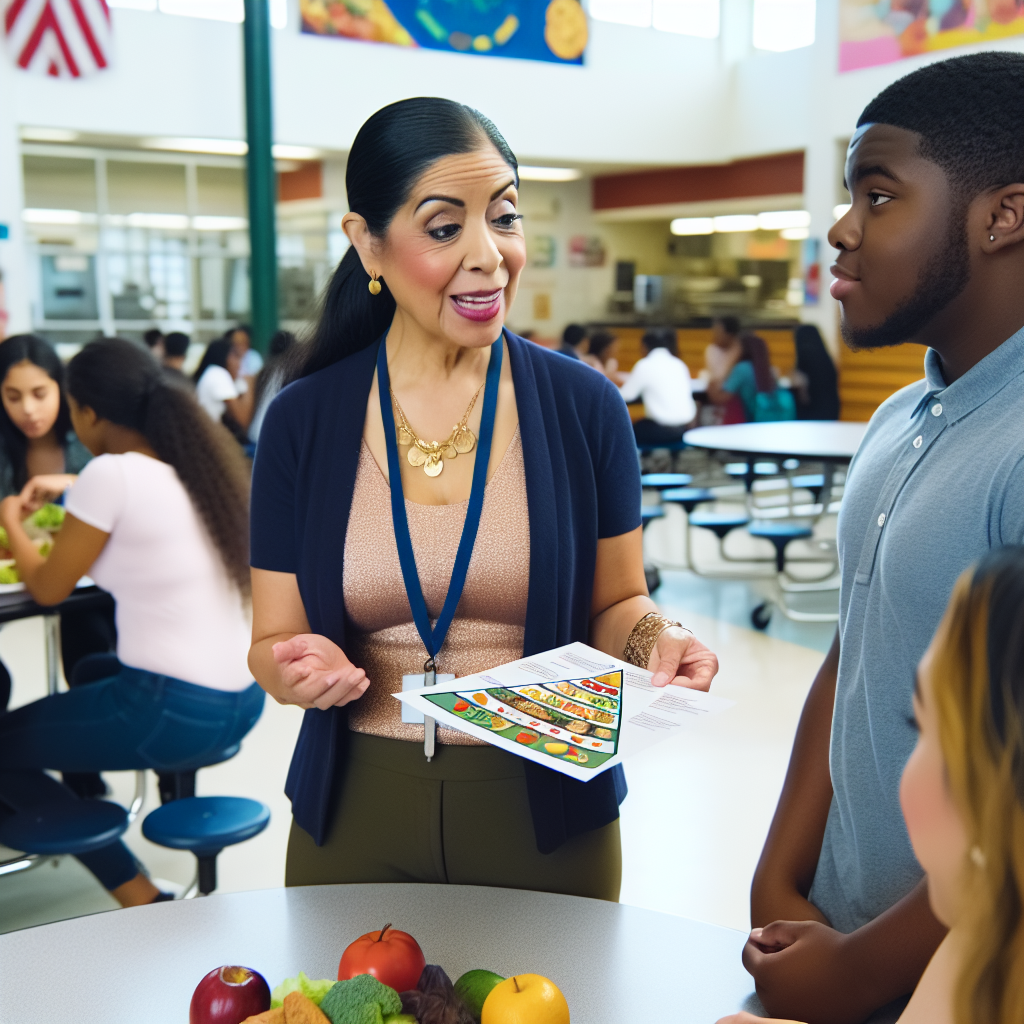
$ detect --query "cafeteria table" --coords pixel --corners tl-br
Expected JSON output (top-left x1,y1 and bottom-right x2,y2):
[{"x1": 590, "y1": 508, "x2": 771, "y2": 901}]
[
  {"x1": 684, "y1": 420, "x2": 868, "y2": 510},
  {"x1": 0, "y1": 883, "x2": 763, "y2": 1023}
]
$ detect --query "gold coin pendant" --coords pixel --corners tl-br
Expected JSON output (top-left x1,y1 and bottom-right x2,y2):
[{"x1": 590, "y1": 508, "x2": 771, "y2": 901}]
[
  {"x1": 397, "y1": 425, "x2": 415, "y2": 446},
  {"x1": 407, "y1": 447, "x2": 427, "y2": 467},
  {"x1": 453, "y1": 427, "x2": 476, "y2": 455},
  {"x1": 424, "y1": 454, "x2": 444, "y2": 477}
]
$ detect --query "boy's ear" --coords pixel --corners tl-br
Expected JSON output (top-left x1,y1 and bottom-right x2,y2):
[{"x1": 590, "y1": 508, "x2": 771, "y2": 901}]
[{"x1": 983, "y1": 184, "x2": 1024, "y2": 252}]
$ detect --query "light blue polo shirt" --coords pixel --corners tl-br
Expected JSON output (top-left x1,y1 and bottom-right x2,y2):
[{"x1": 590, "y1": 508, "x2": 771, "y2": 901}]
[{"x1": 809, "y1": 326, "x2": 1024, "y2": 934}]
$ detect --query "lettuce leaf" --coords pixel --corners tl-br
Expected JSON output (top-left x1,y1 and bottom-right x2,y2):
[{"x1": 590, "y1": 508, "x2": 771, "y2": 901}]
[{"x1": 271, "y1": 972, "x2": 336, "y2": 1008}]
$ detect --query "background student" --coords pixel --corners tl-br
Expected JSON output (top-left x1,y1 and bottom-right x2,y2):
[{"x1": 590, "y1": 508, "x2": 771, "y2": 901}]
[
  {"x1": 193, "y1": 337, "x2": 252, "y2": 440},
  {"x1": 161, "y1": 331, "x2": 191, "y2": 381},
  {"x1": 708, "y1": 332, "x2": 794, "y2": 423},
  {"x1": 619, "y1": 326, "x2": 697, "y2": 444},
  {"x1": 792, "y1": 324, "x2": 839, "y2": 421},
  {"x1": 721, "y1": 545, "x2": 1024, "y2": 1024},
  {"x1": 0, "y1": 337, "x2": 260, "y2": 907},
  {"x1": 747, "y1": 52, "x2": 1024, "y2": 1023}
]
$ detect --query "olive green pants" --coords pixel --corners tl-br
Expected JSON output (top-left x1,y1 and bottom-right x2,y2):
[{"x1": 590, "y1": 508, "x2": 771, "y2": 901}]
[{"x1": 285, "y1": 732, "x2": 621, "y2": 901}]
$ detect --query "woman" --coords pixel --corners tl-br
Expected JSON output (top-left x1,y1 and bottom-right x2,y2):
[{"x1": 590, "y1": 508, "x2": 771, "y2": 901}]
[
  {"x1": 193, "y1": 338, "x2": 252, "y2": 439},
  {"x1": 792, "y1": 324, "x2": 840, "y2": 421},
  {"x1": 248, "y1": 329, "x2": 297, "y2": 445},
  {"x1": 0, "y1": 335, "x2": 117, "y2": 769},
  {"x1": 708, "y1": 332, "x2": 795, "y2": 424},
  {"x1": 250, "y1": 97, "x2": 719, "y2": 899},
  {"x1": 721, "y1": 545, "x2": 1024, "y2": 1024},
  {"x1": 0, "y1": 338, "x2": 262, "y2": 907},
  {"x1": 619, "y1": 327, "x2": 697, "y2": 445},
  {"x1": 583, "y1": 330, "x2": 625, "y2": 384}
]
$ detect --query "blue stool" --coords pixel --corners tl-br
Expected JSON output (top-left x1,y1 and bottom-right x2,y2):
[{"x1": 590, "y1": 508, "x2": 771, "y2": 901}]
[
  {"x1": 748, "y1": 521, "x2": 814, "y2": 572},
  {"x1": 641, "y1": 506, "x2": 665, "y2": 529},
  {"x1": 640, "y1": 473, "x2": 692, "y2": 490},
  {"x1": 142, "y1": 796, "x2": 270, "y2": 896},
  {"x1": 0, "y1": 800, "x2": 128, "y2": 857},
  {"x1": 689, "y1": 511, "x2": 751, "y2": 541},
  {"x1": 662, "y1": 486, "x2": 715, "y2": 513},
  {"x1": 790, "y1": 473, "x2": 825, "y2": 505},
  {"x1": 725, "y1": 462, "x2": 780, "y2": 492}
]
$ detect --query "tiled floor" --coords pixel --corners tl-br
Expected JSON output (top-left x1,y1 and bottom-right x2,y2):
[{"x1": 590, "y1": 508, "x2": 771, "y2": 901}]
[{"x1": 0, "y1": 496, "x2": 835, "y2": 936}]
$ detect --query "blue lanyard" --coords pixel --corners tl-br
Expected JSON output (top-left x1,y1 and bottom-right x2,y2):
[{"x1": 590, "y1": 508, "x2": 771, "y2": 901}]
[{"x1": 376, "y1": 333, "x2": 503, "y2": 672}]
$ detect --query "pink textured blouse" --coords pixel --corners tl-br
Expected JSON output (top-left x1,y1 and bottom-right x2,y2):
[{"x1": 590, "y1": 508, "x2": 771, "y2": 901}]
[{"x1": 343, "y1": 429, "x2": 530, "y2": 744}]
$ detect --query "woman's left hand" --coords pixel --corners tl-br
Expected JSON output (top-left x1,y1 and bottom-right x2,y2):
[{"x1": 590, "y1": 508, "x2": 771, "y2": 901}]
[
  {"x1": 0, "y1": 495, "x2": 25, "y2": 532},
  {"x1": 648, "y1": 625, "x2": 719, "y2": 691}
]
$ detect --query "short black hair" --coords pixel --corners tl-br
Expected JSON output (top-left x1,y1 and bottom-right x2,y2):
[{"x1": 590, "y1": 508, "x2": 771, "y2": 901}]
[
  {"x1": 857, "y1": 52, "x2": 1024, "y2": 202},
  {"x1": 642, "y1": 327, "x2": 677, "y2": 356},
  {"x1": 713, "y1": 315, "x2": 740, "y2": 336},
  {"x1": 562, "y1": 323, "x2": 587, "y2": 347},
  {"x1": 143, "y1": 328, "x2": 163, "y2": 349},
  {"x1": 163, "y1": 331, "x2": 190, "y2": 358}
]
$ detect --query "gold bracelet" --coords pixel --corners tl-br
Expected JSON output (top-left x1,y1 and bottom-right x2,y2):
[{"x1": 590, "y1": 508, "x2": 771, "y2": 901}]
[{"x1": 623, "y1": 612, "x2": 689, "y2": 669}]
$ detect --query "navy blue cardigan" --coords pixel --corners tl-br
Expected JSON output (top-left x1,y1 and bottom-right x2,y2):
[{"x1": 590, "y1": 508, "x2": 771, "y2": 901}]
[{"x1": 250, "y1": 331, "x2": 641, "y2": 853}]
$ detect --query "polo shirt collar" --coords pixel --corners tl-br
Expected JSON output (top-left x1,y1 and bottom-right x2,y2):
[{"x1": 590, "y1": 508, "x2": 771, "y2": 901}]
[{"x1": 910, "y1": 324, "x2": 1024, "y2": 422}]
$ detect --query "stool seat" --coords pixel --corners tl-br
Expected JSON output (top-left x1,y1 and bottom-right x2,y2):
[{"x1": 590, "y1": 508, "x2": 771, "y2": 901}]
[
  {"x1": 641, "y1": 506, "x2": 665, "y2": 527},
  {"x1": 0, "y1": 800, "x2": 128, "y2": 856},
  {"x1": 749, "y1": 521, "x2": 814, "y2": 572},
  {"x1": 790, "y1": 474, "x2": 825, "y2": 489},
  {"x1": 689, "y1": 511, "x2": 750, "y2": 541},
  {"x1": 725, "y1": 462, "x2": 779, "y2": 477},
  {"x1": 640, "y1": 473, "x2": 692, "y2": 489},
  {"x1": 662, "y1": 486, "x2": 715, "y2": 512},
  {"x1": 143, "y1": 796, "x2": 269, "y2": 856}
]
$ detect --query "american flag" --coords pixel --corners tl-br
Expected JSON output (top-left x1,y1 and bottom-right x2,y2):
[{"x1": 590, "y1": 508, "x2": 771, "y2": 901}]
[{"x1": 4, "y1": 0, "x2": 112, "y2": 78}]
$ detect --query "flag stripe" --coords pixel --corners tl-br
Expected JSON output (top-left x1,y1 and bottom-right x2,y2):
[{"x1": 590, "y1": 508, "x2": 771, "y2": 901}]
[
  {"x1": 17, "y1": 2, "x2": 82, "y2": 77},
  {"x1": 68, "y1": 0, "x2": 107, "y2": 67},
  {"x1": 5, "y1": 0, "x2": 31, "y2": 34}
]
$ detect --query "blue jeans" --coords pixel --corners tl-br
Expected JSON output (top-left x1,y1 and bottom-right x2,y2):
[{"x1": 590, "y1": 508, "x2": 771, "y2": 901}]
[{"x1": 0, "y1": 664, "x2": 264, "y2": 890}]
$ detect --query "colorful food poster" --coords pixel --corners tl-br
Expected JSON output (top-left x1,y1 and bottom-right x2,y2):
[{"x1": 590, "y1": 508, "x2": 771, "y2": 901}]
[
  {"x1": 299, "y1": 0, "x2": 589, "y2": 65},
  {"x1": 839, "y1": 0, "x2": 1024, "y2": 73},
  {"x1": 396, "y1": 642, "x2": 733, "y2": 781}
]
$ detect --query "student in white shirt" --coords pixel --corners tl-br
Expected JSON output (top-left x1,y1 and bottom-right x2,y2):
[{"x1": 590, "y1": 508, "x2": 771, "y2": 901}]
[
  {"x1": 619, "y1": 327, "x2": 697, "y2": 444},
  {"x1": 0, "y1": 338, "x2": 259, "y2": 908},
  {"x1": 193, "y1": 338, "x2": 252, "y2": 439}
]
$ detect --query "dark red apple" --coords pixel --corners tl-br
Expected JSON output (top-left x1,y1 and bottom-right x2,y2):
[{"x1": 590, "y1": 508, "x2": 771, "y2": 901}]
[
  {"x1": 190, "y1": 966, "x2": 271, "y2": 1024},
  {"x1": 338, "y1": 923, "x2": 426, "y2": 993}
]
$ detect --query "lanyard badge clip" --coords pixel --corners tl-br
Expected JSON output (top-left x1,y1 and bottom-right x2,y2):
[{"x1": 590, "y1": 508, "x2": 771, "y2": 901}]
[{"x1": 423, "y1": 656, "x2": 437, "y2": 761}]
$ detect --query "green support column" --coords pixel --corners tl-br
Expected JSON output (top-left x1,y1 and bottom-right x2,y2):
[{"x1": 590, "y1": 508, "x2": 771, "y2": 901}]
[{"x1": 243, "y1": 0, "x2": 278, "y2": 354}]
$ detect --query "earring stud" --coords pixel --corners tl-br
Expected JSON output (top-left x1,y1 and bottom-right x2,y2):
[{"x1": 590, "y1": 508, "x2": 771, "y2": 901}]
[{"x1": 990, "y1": 235, "x2": 996, "y2": 242}]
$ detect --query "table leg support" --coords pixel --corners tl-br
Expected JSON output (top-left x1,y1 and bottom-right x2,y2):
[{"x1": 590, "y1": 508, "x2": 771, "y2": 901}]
[{"x1": 43, "y1": 613, "x2": 61, "y2": 695}]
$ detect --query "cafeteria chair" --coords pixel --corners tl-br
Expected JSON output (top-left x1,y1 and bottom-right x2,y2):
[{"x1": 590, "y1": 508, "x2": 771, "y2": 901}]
[
  {"x1": 0, "y1": 769, "x2": 129, "y2": 878},
  {"x1": 640, "y1": 473, "x2": 693, "y2": 490},
  {"x1": 747, "y1": 520, "x2": 840, "y2": 629},
  {"x1": 142, "y1": 795, "x2": 270, "y2": 896},
  {"x1": 641, "y1": 505, "x2": 665, "y2": 595}
]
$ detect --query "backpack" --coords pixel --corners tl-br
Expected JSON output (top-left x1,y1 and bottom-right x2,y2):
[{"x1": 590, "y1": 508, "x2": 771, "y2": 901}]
[{"x1": 753, "y1": 387, "x2": 797, "y2": 423}]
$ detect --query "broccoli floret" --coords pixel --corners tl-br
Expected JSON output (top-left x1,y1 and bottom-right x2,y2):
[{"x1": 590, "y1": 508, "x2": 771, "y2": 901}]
[{"x1": 320, "y1": 975, "x2": 402, "y2": 1024}]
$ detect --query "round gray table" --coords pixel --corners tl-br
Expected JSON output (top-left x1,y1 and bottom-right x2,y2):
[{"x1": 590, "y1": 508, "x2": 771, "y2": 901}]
[
  {"x1": 684, "y1": 420, "x2": 868, "y2": 506},
  {"x1": 0, "y1": 884, "x2": 761, "y2": 1023}
]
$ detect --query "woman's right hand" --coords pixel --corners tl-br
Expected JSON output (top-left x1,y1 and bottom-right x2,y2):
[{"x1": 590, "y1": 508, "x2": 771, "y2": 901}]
[
  {"x1": 18, "y1": 474, "x2": 77, "y2": 515},
  {"x1": 271, "y1": 633, "x2": 370, "y2": 710}
]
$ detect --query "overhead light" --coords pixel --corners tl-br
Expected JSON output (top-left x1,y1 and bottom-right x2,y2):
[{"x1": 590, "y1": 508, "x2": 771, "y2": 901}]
[
  {"x1": 193, "y1": 215, "x2": 248, "y2": 231},
  {"x1": 757, "y1": 209, "x2": 810, "y2": 231},
  {"x1": 517, "y1": 165, "x2": 581, "y2": 182},
  {"x1": 833, "y1": 203, "x2": 852, "y2": 220},
  {"x1": 21, "y1": 127, "x2": 79, "y2": 143},
  {"x1": 272, "y1": 144, "x2": 321, "y2": 161},
  {"x1": 125, "y1": 213, "x2": 189, "y2": 229},
  {"x1": 143, "y1": 136, "x2": 247, "y2": 156},
  {"x1": 670, "y1": 217, "x2": 714, "y2": 236},
  {"x1": 713, "y1": 214, "x2": 758, "y2": 232},
  {"x1": 23, "y1": 208, "x2": 92, "y2": 225},
  {"x1": 781, "y1": 227, "x2": 810, "y2": 241}
]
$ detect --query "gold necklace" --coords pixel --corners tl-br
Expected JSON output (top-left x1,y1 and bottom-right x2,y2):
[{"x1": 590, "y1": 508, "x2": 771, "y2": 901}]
[{"x1": 390, "y1": 382, "x2": 484, "y2": 477}]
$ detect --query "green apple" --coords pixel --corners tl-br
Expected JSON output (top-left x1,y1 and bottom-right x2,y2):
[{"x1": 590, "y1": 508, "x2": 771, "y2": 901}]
[{"x1": 454, "y1": 970, "x2": 505, "y2": 1022}]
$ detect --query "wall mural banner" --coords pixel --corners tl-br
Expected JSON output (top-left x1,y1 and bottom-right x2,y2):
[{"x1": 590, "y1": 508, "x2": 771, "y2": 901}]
[
  {"x1": 299, "y1": 0, "x2": 588, "y2": 63},
  {"x1": 839, "y1": 0, "x2": 1024, "y2": 72}
]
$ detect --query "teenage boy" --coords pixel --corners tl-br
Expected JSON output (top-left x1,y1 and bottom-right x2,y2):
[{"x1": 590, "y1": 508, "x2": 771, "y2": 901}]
[{"x1": 745, "y1": 52, "x2": 1024, "y2": 1024}]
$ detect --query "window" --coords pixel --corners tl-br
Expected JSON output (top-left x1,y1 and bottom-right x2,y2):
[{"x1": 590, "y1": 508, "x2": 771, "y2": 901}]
[{"x1": 752, "y1": 0, "x2": 815, "y2": 51}]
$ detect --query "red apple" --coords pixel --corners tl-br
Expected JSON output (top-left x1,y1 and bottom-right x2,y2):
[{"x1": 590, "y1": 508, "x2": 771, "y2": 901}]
[
  {"x1": 338, "y1": 923, "x2": 426, "y2": 992},
  {"x1": 190, "y1": 966, "x2": 271, "y2": 1024}
]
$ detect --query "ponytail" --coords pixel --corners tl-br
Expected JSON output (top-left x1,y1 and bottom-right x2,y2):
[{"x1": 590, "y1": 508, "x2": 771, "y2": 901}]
[
  {"x1": 294, "y1": 97, "x2": 519, "y2": 380},
  {"x1": 66, "y1": 338, "x2": 251, "y2": 597}
]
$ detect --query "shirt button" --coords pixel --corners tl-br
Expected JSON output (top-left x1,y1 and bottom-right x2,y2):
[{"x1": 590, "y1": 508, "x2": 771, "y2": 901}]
[
  {"x1": 913, "y1": 435, "x2": 923, "y2": 448},
  {"x1": 932, "y1": 403, "x2": 943, "y2": 417},
  {"x1": 878, "y1": 513, "x2": 886, "y2": 527}
]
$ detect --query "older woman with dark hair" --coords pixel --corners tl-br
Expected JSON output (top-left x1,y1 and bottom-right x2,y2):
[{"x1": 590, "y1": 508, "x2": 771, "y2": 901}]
[{"x1": 249, "y1": 98, "x2": 720, "y2": 899}]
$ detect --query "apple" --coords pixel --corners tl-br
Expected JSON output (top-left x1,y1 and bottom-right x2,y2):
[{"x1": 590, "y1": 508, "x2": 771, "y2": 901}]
[
  {"x1": 190, "y1": 966, "x2": 271, "y2": 1024},
  {"x1": 481, "y1": 974, "x2": 570, "y2": 1024},
  {"x1": 338, "y1": 923, "x2": 426, "y2": 993}
]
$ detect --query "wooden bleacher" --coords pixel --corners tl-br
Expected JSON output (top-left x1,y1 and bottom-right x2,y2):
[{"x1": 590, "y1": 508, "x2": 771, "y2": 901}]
[{"x1": 603, "y1": 326, "x2": 925, "y2": 422}]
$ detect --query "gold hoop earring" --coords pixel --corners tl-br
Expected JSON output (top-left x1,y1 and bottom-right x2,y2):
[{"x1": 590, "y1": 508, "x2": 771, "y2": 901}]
[{"x1": 368, "y1": 271, "x2": 382, "y2": 296}]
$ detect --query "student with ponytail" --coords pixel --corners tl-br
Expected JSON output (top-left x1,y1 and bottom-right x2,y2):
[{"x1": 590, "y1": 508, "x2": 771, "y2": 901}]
[{"x1": 0, "y1": 338, "x2": 261, "y2": 907}]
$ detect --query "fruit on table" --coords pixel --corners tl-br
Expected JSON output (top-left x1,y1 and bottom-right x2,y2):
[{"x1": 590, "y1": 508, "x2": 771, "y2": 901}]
[
  {"x1": 272, "y1": 973, "x2": 336, "y2": 1008},
  {"x1": 338, "y1": 924, "x2": 426, "y2": 994},
  {"x1": 481, "y1": 975, "x2": 569, "y2": 1024},
  {"x1": 453, "y1": 970, "x2": 504, "y2": 1022},
  {"x1": 320, "y1": 972, "x2": 403, "y2": 1024},
  {"x1": 191, "y1": 966, "x2": 271, "y2": 1024}
]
